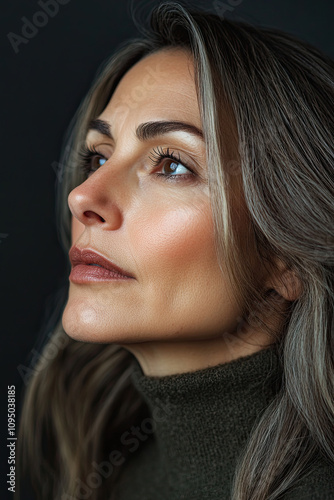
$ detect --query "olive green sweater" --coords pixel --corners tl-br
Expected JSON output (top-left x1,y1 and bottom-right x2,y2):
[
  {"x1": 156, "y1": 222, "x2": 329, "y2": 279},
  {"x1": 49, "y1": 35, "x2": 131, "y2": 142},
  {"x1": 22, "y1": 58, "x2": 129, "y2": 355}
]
[{"x1": 115, "y1": 345, "x2": 334, "y2": 499}]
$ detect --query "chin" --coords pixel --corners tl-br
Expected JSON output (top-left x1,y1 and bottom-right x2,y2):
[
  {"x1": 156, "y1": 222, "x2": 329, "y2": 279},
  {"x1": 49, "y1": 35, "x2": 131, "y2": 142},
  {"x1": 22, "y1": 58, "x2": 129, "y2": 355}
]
[
  {"x1": 61, "y1": 300, "x2": 142, "y2": 344},
  {"x1": 62, "y1": 301, "x2": 106, "y2": 343}
]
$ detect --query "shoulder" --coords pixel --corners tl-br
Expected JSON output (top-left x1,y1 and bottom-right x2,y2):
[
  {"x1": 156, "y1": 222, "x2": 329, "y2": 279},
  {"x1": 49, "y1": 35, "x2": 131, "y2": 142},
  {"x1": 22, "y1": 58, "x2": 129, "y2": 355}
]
[{"x1": 282, "y1": 457, "x2": 334, "y2": 500}]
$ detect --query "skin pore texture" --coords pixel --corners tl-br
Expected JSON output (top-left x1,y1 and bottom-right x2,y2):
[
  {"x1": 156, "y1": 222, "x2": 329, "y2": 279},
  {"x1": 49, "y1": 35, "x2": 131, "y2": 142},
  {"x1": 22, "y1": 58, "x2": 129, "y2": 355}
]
[{"x1": 62, "y1": 48, "x2": 299, "y2": 376}]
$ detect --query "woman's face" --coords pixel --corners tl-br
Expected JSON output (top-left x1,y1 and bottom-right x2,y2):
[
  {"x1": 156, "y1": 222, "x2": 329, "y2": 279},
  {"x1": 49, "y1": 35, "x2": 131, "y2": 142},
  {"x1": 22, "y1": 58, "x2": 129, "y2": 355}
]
[{"x1": 62, "y1": 49, "x2": 272, "y2": 374}]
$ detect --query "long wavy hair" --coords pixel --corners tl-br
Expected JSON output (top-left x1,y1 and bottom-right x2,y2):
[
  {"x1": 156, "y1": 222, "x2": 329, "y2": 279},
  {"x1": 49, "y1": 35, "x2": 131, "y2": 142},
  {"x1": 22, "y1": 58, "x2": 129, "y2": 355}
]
[{"x1": 16, "y1": 2, "x2": 334, "y2": 499}]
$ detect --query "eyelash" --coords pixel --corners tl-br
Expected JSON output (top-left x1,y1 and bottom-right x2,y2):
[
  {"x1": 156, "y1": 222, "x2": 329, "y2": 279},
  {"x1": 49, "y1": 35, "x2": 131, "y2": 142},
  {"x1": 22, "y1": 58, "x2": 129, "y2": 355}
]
[
  {"x1": 77, "y1": 144, "x2": 196, "y2": 182},
  {"x1": 78, "y1": 144, "x2": 105, "y2": 178}
]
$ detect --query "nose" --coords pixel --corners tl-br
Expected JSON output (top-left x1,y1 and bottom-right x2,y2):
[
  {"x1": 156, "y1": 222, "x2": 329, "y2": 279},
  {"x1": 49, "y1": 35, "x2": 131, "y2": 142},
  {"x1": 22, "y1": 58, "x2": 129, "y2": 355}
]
[{"x1": 68, "y1": 163, "x2": 125, "y2": 231}]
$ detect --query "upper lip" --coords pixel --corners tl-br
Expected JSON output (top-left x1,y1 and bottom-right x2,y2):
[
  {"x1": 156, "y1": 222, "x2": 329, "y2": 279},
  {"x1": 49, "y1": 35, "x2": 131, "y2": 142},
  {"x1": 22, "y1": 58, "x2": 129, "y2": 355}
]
[{"x1": 69, "y1": 246, "x2": 134, "y2": 278}]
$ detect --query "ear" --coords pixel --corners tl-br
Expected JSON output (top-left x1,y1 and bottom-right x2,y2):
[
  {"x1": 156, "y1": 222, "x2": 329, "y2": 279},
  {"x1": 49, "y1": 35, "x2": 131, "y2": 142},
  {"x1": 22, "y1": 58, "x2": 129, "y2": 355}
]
[{"x1": 264, "y1": 258, "x2": 303, "y2": 302}]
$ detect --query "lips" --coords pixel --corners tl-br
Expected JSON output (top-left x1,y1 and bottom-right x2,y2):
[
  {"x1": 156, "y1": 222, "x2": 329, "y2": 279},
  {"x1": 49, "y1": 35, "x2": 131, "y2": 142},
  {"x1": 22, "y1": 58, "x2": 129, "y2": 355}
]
[{"x1": 69, "y1": 246, "x2": 135, "y2": 282}]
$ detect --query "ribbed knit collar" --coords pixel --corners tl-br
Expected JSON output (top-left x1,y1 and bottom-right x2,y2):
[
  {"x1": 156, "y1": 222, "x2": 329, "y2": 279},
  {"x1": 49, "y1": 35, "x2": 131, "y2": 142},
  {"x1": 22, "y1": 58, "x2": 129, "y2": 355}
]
[{"x1": 127, "y1": 345, "x2": 283, "y2": 498}]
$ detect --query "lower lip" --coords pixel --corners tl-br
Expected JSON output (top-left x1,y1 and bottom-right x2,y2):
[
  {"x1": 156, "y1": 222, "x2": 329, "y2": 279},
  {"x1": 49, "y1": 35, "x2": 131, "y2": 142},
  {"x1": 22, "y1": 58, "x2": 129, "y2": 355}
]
[{"x1": 69, "y1": 264, "x2": 134, "y2": 283}]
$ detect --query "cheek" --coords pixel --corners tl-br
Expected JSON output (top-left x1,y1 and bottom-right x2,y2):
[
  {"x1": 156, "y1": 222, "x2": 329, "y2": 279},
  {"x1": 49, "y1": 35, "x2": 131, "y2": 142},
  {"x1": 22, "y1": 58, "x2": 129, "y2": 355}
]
[
  {"x1": 131, "y1": 198, "x2": 218, "y2": 280},
  {"x1": 71, "y1": 217, "x2": 85, "y2": 244},
  {"x1": 128, "y1": 197, "x2": 240, "y2": 336}
]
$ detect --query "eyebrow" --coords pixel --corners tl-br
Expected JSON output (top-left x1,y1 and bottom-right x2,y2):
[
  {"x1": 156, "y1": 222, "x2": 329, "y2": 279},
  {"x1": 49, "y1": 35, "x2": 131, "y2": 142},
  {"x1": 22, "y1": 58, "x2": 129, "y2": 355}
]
[{"x1": 87, "y1": 118, "x2": 204, "y2": 142}]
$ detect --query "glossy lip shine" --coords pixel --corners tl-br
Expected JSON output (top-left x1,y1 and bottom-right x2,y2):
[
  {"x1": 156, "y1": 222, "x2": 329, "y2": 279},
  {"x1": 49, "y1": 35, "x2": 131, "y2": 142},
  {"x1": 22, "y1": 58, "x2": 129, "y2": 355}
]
[{"x1": 69, "y1": 246, "x2": 135, "y2": 284}]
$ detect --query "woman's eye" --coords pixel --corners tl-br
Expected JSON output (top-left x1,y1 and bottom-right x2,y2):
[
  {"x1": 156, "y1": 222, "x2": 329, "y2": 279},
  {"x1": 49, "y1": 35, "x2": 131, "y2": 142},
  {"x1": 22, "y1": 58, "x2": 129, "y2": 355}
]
[
  {"x1": 148, "y1": 146, "x2": 195, "y2": 181},
  {"x1": 87, "y1": 155, "x2": 107, "y2": 176},
  {"x1": 157, "y1": 158, "x2": 193, "y2": 177},
  {"x1": 78, "y1": 144, "x2": 109, "y2": 178}
]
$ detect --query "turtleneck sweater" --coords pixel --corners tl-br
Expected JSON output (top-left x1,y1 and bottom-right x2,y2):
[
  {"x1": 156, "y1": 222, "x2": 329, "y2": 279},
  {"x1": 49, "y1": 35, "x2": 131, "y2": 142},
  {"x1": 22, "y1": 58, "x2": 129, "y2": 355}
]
[{"x1": 114, "y1": 345, "x2": 334, "y2": 499}]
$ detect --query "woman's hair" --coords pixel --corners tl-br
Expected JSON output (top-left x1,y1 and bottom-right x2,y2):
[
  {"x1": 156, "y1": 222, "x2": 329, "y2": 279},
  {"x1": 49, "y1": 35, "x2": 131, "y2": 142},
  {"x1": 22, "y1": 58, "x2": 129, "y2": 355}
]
[{"x1": 16, "y1": 2, "x2": 334, "y2": 499}]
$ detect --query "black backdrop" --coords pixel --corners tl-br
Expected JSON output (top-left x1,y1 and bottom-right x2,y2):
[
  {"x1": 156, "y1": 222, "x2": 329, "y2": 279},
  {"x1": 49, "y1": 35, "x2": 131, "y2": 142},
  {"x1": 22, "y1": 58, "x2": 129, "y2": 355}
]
[{"x1": 1, "y1": 1, "x2": 333, "y2": 499}]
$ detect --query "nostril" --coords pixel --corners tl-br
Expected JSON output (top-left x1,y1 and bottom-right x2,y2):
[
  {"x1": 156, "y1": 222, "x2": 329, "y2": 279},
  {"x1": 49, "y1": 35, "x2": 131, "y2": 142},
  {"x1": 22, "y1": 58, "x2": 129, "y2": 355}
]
[{"x1": 83, "y1": 210, "x2": 106, "y2": 223}]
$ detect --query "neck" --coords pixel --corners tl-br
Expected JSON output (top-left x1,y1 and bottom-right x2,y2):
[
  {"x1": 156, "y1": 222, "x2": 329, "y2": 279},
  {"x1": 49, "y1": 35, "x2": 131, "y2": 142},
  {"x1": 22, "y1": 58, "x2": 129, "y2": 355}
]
[{"x1": 121, "y1": 330, "x2": 274, "y2": 376}]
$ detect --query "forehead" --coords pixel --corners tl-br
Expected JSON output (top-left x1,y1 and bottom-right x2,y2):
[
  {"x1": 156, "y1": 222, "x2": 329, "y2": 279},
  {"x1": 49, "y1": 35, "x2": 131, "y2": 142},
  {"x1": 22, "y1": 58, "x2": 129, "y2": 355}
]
[{"x1": 98, "y1": 49, "x2": 201, "y2": 130}]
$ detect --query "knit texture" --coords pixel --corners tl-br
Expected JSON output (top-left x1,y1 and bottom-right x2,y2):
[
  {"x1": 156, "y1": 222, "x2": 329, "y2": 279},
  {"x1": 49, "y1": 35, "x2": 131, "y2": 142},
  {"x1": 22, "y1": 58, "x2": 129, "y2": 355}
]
[{"x1": 114, "y1": 345, "x2": 334, "y2": 499}]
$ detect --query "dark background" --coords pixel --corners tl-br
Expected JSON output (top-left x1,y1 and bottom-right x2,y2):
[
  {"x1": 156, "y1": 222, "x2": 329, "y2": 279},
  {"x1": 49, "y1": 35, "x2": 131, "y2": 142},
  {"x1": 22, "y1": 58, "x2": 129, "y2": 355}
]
[{"x1": 1, "y1": 0, "x2": 333, "y2": 498}]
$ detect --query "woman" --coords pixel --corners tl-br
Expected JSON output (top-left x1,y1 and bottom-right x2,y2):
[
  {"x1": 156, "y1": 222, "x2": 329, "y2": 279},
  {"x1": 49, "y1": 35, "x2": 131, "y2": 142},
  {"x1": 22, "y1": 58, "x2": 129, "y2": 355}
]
[{"x1": 17, "y1": 2, "x2": 334, "y2": 499}]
